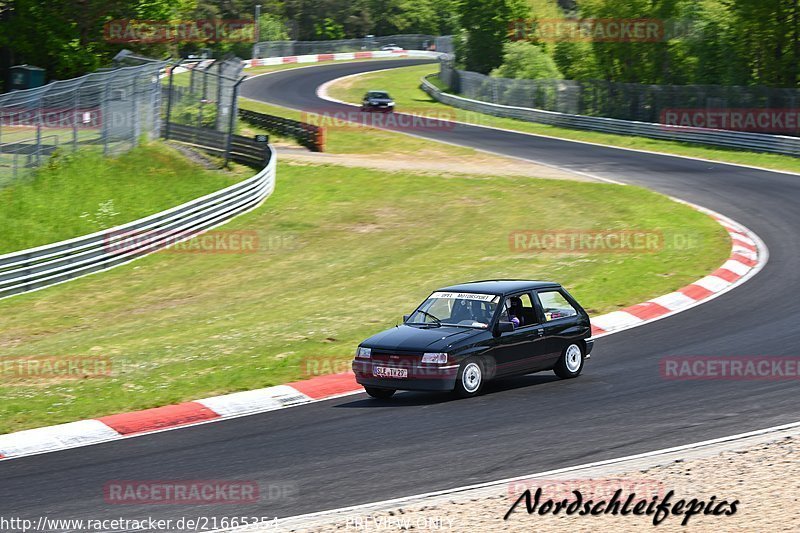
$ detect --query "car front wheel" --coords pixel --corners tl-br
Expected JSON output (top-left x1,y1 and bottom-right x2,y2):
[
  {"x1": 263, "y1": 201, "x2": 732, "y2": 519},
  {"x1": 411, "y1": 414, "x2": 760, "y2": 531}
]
[
  {"x1": 454, "y1": 357, "x2": 484, "y2": 398},
  {"x1": 365, "y1": 387, "x2": 395, "y2": 399},
  {"x1": 554, "y1": 343, "x2": 584, "y2": 379}
]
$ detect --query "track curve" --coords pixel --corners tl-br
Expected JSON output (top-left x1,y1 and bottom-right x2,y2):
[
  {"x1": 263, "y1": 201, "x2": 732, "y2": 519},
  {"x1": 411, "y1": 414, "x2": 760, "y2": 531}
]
[{"x1": 2, "y1": 59, "x2": 799, "y2": 527}]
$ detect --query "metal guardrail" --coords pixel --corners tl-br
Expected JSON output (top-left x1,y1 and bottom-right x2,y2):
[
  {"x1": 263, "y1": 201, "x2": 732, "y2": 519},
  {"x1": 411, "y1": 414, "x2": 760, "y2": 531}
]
[
  {"x1": 440, "y1": 61, "x2": 800, "y2": 127},
  {"x1": 166, "y1": 122, "x2": 271, "y2": 167},
  {"x1": 0, "y1": 126, "x2": 276, "y2": 300},
  {"x1": 239, "y1": 109, "x2": 324, "y2": 152},
  {"x1": 421, "y1": 75, "x2": 800, "y2": 157},
  {"x1": 252, "y1": 35, "x2": 452, "y2": 58}
]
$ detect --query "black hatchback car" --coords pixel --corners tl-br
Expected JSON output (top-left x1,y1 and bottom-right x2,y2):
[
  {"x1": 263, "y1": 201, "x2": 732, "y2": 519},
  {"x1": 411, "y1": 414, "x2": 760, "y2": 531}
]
[
  {"x1": 361, "y1": 90, "x2": 395, "y2": 112},
  {"x1": 353, "y1": 280, "x2": 594, "y2": 399}
]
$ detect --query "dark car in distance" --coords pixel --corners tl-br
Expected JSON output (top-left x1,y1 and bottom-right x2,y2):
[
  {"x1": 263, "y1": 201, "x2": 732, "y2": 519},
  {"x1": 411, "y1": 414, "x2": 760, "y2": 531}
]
[
  {"x1": 361, "y1": 90, "x2": 395, "y2": 112},
  {"x1": 353, "y1": 280, "x2": 594, "y2": 399}
]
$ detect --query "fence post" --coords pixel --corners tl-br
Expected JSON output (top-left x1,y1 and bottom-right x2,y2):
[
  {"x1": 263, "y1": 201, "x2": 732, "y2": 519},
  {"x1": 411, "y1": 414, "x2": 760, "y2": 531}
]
[
  {"x1": 101, "y1": 74, "x2": 111, "y2": 156},
  {"x1": 35, "y1": 84, "x2": 45, "y2": 166},
  {"x1": 199, "y1": 62, "x2": 211, "y2": 129},
  {"x1": 164, "y1": 58, "x2": 185, "y2": 140},
  {"x1": 225, "y1": 76, "x2": 247, "y2": 166},
  {"x1": 216, "y1": 61, "x2": 224, "y2": 131},
  {"x1": 72, "y1": 79, "x2": 80, "y2": 152},
  {"x1": 132, "y1": 78, "x2": 141, "y2": 147}
]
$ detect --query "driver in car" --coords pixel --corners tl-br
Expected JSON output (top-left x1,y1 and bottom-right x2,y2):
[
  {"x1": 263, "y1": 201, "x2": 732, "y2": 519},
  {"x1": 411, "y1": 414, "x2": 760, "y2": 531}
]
[
  {"x1": 468, "y1": 300, "x2": 492, "y2": 326},
  {"x1": 506, "y1": 297, "x2": 524, "y2": 328}
]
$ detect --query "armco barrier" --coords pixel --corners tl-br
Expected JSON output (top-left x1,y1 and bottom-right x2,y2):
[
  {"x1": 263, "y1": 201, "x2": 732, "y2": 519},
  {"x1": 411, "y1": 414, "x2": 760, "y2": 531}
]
[
  {"x1": 421, "y1": 75, "x2": 800, "y2": 157},
  {"x1": 0, "y1": 129, "x2": 275, "y2": 300},
  {"x1": 239, "y1": 109, "x2": 324, "y2": 152},
  {"x1": 166, "y1": 122, "x2": 271, "y2": 167}
]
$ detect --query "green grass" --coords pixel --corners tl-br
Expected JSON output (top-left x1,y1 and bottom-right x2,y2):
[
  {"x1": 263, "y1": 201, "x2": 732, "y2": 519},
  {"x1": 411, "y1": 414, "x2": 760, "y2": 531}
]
[
  {"x1": 327, "y1": 64, "x2": 800, "y2": 174},
  {"x1": 0, "y1": 143, "x2": 247, "y2": 254},
  {"x1": 239, "y1": 96, "x2": 476, "y2": 156},
  {"x1": 0, "y1": 162, "x2": 730, "y2": 433}
]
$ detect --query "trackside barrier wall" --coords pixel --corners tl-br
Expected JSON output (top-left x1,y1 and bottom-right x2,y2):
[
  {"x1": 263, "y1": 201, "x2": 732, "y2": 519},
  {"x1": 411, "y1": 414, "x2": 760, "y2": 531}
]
[
  {"x1": 421, "y1": 75, "x2": 800, "y2": 157},
  {"x1": 239, "y1": 109, "x2": 324, "y2": 152},
  {"x1": 165, "y1": 122, "x2": 271, "y2": 167},
  {"x1": 0, "y1": 127, "x2": 276, "y2": 300},
  {"x1": 242, "y1": 49, "x2": 443, "y2": 69},
  {"x1": 0, "y1": 49, "x2": 447, "y2": 299}
]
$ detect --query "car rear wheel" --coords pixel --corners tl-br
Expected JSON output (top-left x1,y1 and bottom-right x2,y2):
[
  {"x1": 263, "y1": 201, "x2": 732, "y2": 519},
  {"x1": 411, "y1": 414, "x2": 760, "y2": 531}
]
[
  {"x1": 454, "y1": 357, "x2": 484, "y2": 398},
  {"x1": 365, "y1": 387, "x2": 395, "y2": 399},
  {"x1": 554, "y1": 343, "x2": 584, "y2": 379}
]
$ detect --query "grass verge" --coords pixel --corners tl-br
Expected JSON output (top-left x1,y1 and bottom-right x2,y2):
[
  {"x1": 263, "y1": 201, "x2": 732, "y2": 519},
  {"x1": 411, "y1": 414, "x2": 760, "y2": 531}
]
[
  {"x1": 0, "y1": 161, "x2": 729, "y2": 433},
  {"x1": 239, "y1": 96, "x2": 476, "y2": 157},
  {"x1": 326, "y1": 63, "x2": 800, "y2": 174},
  {"x1": 0, "y1": 143, "x2": 248, "y2": 254}
]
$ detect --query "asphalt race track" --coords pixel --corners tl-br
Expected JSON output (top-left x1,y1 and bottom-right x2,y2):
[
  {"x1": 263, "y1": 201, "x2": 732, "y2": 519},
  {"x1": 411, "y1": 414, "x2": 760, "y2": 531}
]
[{"x1": 2, "y1": 58, "x2": 800, "y2": 527}]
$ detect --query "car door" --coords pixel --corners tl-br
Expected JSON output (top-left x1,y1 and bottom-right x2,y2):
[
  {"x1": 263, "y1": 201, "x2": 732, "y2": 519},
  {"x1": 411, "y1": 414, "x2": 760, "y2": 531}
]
[
  {"x1": 491, "y1": 293, "x2": 550, "y2": 376},
  {"x1": 534, "y1": 289, "x2": 585, "y2": 367}
]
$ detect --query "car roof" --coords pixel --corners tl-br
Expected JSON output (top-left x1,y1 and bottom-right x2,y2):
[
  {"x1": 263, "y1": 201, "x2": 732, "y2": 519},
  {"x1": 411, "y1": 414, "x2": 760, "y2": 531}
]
[
  {"x1": 367, "y1": 90, "x2": 389, "y2": 94},
  {"x1": 436, "y1": 279, "x2": 561, "y2": 296}
]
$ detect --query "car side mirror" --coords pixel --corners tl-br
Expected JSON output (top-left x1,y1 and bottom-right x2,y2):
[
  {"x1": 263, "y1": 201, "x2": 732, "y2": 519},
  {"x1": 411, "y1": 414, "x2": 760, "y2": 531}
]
[
  {"x1": 494, "y1": 321, "x2": 514, "y2": 336},
  {"x1": 403, "y1": 314, "x2": 411, "y2": 323}
]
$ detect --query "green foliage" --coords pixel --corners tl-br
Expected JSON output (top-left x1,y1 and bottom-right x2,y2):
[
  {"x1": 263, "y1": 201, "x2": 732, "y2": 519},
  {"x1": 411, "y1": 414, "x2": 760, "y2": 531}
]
[
  {"x1": 465, "y1": 0, "x2": 800, "y2": 88},
  {"x1": 4, "y1": 0, "x2": 800, "y2": 89},
  {"x1": 360, "y1": 0, "x2": 460, "y2": 36},
  {"x1": 313, "y1": 17, "x2": 347, "y2": 40},
  {"x1": 491, "y1": 41, "x2": 562, "y2": 79},
  {"x1": 171, "y1": 99, "x2": 218, "y2": 128},
  {"x1": 460, "y1": 0, "x2": 529, "y2": 74},
  {"x1": 258, "y1": 13, "x2": 290, "y2": 41}
]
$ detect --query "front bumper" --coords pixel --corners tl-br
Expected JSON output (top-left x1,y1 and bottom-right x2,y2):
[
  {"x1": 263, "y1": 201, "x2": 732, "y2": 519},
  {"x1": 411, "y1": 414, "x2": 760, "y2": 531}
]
[
  {"x1": 585, "y1": 338, "x2": 595, "y2": 359},
  {"x1": 352, "y1": 359, "x2": 458, "y2": 391}
]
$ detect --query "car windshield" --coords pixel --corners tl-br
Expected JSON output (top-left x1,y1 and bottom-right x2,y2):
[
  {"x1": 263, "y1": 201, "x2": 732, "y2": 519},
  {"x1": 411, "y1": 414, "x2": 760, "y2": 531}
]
[
  {"x1": 368, "y1": 92, "x2": 390, "y2": 99},
  {"x1": 406, "y1": 292, "x2": 500, "y2": 328}
]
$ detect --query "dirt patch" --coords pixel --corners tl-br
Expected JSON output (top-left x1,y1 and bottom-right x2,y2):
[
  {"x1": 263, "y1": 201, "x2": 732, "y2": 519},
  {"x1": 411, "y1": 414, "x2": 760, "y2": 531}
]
[{"x1": 276, "y1": 148, "x2": 593, "y2": 181}]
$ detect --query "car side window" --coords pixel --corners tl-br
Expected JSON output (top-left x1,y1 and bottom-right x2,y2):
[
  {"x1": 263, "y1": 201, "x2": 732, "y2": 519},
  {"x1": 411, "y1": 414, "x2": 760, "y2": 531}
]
[
  {"x1": 501, "y1": 293, "x2": 537, "y2": 328},
  {"x1": 537, "y1": 291, "x2": 578, "y2": 322}
]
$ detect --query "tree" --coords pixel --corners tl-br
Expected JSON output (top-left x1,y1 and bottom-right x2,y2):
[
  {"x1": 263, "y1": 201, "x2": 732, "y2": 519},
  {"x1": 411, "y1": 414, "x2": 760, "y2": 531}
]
[
  {"x1": 459, "y1": 0, "x2": 528, "y2": 74},
  {"x1": 491, "y1": 41, "x2": 563, "y2": 79},
  {"x1": 367, "y1": 0, "x2": 437, "y2": 35}
]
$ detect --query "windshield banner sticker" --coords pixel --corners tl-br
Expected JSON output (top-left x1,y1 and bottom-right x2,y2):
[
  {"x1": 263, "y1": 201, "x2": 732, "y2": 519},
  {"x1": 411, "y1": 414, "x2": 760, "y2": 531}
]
[{"x1": 430, "y1": 292, "x2": 496, "y2": 301}]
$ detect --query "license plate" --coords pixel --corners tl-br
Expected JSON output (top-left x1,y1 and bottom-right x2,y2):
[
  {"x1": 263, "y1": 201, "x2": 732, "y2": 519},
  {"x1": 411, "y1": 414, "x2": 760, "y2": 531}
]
[{"x1": 373, "y1": 366, "x2": 408, "y2": 379}]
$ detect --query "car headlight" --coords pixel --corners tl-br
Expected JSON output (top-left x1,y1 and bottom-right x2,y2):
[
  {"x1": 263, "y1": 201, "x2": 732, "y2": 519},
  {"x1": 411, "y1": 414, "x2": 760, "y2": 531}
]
[
  {"x1": 421, "y1": 352, "x2": 448, "y2": 364},
  {"x1": 356, "y1": 346, "x2": 372, "y2": 359},
  {"x1": 387, "y1": 101, "x2": 395, "y2": 106}
]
